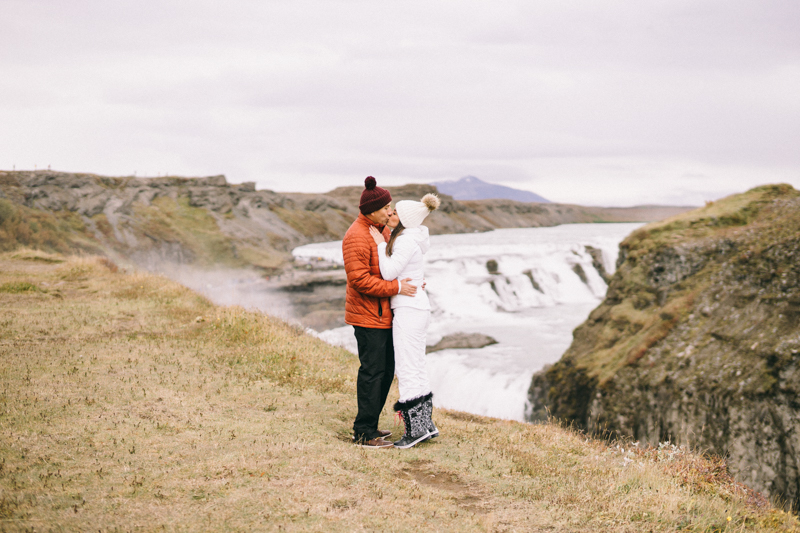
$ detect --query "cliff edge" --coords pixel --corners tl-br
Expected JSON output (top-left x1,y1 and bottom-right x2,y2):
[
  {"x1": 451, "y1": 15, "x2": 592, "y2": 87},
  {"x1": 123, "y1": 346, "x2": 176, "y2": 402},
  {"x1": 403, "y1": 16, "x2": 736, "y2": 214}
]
[{"x1": 527, "y1": 184, "x2": 800, "y2": 509}]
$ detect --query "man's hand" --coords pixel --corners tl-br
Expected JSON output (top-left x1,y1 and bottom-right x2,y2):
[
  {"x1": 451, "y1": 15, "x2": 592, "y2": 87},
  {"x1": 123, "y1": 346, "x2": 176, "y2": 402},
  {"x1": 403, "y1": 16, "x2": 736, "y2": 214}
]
[{"x1": 399, "y1": 278, "x2": 417, "y2": 296}]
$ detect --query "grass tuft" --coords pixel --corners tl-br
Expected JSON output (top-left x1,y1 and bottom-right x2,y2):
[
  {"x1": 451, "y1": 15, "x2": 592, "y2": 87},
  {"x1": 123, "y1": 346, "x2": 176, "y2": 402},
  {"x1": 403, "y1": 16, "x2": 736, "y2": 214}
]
[{"x1": 0, "y1": 281, "x2": 39, "y2": 293}]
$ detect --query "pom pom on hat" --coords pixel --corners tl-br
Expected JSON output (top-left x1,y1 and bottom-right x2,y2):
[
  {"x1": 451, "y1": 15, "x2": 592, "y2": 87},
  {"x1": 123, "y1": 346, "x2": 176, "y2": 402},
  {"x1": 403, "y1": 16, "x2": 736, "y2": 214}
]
[
  {"x1": 395, "y1": 193, "x2": 440, "y2": 229},
  {"x1": 365, "y1": 176, "x2": 377, "y2": 190},
  {"x1": 421, "y1": 193, "x2": 440, "y2": 212}
]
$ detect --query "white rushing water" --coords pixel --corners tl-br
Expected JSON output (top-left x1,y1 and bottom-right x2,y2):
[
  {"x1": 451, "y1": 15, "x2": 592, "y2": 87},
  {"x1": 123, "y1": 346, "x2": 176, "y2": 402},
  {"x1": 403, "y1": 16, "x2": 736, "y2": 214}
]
[{"x1": 294, "y1": 223, "x2": 643, "y2": 421}]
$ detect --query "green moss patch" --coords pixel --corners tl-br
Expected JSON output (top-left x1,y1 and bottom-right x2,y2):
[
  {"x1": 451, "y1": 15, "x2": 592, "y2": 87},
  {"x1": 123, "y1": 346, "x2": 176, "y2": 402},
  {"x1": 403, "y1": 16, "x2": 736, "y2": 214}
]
[{"x1": 0, "y1": 281, "x2": 40, "y2": 293}]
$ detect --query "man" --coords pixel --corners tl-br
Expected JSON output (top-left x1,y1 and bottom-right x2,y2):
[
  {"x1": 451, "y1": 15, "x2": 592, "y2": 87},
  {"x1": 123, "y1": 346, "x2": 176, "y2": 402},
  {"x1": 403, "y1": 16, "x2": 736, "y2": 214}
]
[{"x1": 343, "y1": 176, "x2": 417, "y2": 448}]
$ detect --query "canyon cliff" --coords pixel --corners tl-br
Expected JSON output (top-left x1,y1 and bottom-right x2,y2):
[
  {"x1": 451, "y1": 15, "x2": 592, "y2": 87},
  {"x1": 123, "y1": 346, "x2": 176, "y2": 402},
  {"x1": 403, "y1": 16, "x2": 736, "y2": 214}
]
[{"x1": 527, "y1": 184, "x2": 800, "y2": 509}]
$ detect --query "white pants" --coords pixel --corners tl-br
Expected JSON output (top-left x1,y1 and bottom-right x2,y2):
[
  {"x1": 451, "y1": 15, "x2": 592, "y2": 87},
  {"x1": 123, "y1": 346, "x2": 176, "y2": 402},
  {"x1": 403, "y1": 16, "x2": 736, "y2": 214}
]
[{"x1": 392, "y1": 307, "x2": 431, "y2": 402}]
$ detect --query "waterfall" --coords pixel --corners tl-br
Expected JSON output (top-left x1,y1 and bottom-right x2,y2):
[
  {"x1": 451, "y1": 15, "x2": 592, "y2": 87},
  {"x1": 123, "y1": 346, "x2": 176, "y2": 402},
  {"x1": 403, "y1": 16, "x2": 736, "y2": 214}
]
[{"x1": 298, "y1": 223, "x2": 642, "y2": 420}]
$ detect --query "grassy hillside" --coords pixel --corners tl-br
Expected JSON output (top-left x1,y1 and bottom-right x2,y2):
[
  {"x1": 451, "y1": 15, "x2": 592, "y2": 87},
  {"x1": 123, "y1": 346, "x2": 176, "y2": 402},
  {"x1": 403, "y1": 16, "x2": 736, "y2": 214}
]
[
  {"x1": 0, "y1": 197, "x2": 102, "y2": 255},
  {"x1": 1, "y1": 251, "x2": 797, "y2": 531}
]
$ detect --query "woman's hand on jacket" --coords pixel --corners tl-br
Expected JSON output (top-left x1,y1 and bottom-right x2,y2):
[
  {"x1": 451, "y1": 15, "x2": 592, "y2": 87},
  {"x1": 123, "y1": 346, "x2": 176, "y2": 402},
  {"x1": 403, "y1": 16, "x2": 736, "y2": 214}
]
[{"x1": 368, "y1": 226, "x2": 385, "y2": 245}]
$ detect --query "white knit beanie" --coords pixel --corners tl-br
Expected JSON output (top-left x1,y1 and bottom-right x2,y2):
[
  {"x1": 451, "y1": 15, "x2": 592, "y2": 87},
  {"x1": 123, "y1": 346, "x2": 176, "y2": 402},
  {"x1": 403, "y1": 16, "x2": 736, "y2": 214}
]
[{"x1": 395, "y1": 193, "x2": 441, "y2": 229}]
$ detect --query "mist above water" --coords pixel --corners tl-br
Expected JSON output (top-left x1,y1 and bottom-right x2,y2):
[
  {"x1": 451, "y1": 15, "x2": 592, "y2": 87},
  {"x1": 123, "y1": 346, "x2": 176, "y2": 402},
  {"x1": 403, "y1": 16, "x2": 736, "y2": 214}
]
[{"x1": 154, "y1": 264, "x2": 296, "y2": 323}]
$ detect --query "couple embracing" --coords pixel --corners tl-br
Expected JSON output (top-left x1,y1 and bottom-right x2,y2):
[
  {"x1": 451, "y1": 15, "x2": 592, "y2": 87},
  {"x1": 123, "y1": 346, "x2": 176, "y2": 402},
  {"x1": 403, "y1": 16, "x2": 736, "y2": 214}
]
[{"x1": 342, "y1": 176, "x2": 440, "y2": 449}]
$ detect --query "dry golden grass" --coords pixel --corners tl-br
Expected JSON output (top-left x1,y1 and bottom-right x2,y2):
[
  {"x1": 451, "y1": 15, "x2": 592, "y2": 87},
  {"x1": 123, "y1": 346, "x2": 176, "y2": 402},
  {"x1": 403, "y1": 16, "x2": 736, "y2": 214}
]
[{"x1": 0, "y1": 253, "x2": 797, "y2": 532}]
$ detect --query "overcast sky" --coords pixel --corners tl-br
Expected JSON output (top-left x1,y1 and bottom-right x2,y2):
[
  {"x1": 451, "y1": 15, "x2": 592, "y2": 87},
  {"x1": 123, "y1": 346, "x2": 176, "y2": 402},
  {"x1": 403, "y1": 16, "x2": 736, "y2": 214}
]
[{"x1": 1, "y1": 0, "x2": 798, "y2": 206}]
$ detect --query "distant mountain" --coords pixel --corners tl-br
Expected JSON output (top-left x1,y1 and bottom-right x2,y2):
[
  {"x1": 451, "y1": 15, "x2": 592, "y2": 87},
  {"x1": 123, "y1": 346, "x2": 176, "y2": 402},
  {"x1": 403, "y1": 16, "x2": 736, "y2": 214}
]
[{"x1": 430, "y1": 176, "x2": 550, "y2": 203}]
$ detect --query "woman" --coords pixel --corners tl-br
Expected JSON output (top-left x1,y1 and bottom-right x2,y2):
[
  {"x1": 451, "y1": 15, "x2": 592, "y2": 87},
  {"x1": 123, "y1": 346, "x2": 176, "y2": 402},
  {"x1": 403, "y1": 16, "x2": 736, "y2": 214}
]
[{"x1": 369, "y1": 193, "x2": 440, "y2": 448}]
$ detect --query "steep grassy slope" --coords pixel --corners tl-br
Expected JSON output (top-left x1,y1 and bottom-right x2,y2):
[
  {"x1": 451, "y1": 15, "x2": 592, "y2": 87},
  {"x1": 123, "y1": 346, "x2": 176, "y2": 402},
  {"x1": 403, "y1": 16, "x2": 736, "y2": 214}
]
[
  {"x1": 1, "y1": 252, "x2": 796, "y2": 531},
  {"x1": 0, "y1": 198, "x2": 101, "y2": 256},
  {"x1": 528, "y1": 184, "x2": 800, "y2": 510},
  {"x1": 0, "y1": 171, "x2": 311, "y2": 272}
]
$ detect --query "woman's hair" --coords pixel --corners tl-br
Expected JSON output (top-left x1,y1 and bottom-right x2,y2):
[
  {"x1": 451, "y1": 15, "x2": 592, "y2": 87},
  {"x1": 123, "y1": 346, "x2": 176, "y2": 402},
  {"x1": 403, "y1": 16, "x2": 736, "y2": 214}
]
[{"x1": 385, "y1": 221, "x2": 405, "y2": 257}]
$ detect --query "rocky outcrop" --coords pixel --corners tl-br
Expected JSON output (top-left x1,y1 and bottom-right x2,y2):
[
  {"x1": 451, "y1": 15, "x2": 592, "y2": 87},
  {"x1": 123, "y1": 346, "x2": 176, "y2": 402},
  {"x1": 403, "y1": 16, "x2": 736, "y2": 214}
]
[
  {"x1": 268, "y1": 268, "x2": 349, "y2": 331},
  {"x1": 527, "y1": 184, "x2": 800, "y2": 509},
  {"x1": 426, "y1": 332, "x2": 498, "y2": 353}
]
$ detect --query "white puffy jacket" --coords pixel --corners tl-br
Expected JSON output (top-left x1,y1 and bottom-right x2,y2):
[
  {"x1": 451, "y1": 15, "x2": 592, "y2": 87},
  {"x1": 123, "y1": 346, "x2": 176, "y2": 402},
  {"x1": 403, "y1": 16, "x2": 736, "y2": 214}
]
[{"x1": 376, "y1": 226, "x2": 430, "y2": 310}]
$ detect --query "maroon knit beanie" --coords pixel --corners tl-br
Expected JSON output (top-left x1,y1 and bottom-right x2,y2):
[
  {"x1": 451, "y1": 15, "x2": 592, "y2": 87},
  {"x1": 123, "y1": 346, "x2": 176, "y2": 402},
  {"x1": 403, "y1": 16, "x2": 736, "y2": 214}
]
[{"x1": 359, "y1": 176, "x2": 392, "y2": 215}]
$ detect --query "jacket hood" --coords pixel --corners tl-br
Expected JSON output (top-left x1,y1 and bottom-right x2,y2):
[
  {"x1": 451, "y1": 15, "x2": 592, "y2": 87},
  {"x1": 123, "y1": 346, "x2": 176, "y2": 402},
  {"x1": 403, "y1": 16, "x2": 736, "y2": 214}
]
[{"x1": 401, "y1": 225, "x2": 430, "y2": 254}]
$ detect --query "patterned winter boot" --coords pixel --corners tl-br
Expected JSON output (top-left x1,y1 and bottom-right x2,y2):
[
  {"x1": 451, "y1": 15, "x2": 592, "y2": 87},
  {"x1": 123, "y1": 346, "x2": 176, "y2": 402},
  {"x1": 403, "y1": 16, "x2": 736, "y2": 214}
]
[
  {"x1": 393, "y1": 393, "x2": 433, "y2": 449},
  {"x1": 422, "y1": 395, "x2": 439, "y2": 440}
]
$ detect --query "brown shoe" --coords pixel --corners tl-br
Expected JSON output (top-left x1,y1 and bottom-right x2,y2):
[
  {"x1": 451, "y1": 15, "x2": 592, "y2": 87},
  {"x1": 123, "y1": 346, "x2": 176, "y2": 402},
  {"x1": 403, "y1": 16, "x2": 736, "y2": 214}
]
[
  {"x1": 352, "y1": 430, "x2": 392, "y2": 441},
  {"x1": 355, "y1": 437, "x2": 393, "y2": 449}
]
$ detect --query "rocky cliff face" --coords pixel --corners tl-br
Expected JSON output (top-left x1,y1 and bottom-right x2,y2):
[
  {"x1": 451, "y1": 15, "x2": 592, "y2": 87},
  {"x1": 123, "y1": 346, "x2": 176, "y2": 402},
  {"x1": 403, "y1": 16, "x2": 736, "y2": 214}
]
[{"x1": 527, "y1": 184, "x2": 800, "y2": 509}]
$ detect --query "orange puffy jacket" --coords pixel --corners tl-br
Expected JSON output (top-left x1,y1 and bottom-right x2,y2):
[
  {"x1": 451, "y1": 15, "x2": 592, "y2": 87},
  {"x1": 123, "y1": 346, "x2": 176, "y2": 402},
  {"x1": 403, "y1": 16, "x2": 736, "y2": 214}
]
[{"x1": 342, "y1": 214, "x2": 399, "y2": 329}]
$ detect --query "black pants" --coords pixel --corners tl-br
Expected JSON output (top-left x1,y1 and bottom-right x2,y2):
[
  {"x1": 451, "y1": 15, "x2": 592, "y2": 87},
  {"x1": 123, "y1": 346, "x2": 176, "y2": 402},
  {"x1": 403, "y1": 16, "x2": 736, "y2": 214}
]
[{"x1": 352, "y1": 326, "x2": 395, "y2": 441}]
